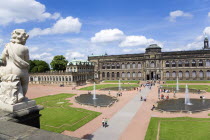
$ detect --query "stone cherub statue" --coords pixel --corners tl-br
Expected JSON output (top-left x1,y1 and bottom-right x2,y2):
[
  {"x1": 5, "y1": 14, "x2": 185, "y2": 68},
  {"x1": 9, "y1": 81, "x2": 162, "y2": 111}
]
[{"x1": 0, "y1": 29, "x2": 29, "y2": 105}]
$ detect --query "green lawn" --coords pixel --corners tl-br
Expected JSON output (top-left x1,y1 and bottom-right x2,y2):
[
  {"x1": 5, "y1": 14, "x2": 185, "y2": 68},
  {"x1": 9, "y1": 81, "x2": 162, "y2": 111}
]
[
  {"x1": 161, "y1": 85, "x2": 210, "y2": 92},
  {"x1": 145, "y1": 117, "x2": 210, "y2": 140},
  {"x1": 166, "y1": 81, "x2": 210, "y2": 84},
  {"x1": 103, "y1": 80, "x2": 140, "y2": 84},
  {"x1": 79, "y1": 84, "x2": 139, "y2": 90},
  {"x1": 34, "y1": 94, "x2": 101, "y2": 133}
]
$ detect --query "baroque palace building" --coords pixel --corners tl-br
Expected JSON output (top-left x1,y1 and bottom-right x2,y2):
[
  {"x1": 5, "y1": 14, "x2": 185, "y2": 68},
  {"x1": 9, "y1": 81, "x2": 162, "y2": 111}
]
[
  {"x1": 88, "y1": 37, "x2": 210, "y2": 81},
  {"x1": 29, "y1": 60, "x2": 94, "y2": 85}
]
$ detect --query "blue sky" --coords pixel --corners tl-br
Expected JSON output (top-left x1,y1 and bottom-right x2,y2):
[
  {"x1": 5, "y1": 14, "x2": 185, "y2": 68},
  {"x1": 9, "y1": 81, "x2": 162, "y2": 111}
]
[{"x1": 0, "y1": 0, "x2": 210, "y2": 63}]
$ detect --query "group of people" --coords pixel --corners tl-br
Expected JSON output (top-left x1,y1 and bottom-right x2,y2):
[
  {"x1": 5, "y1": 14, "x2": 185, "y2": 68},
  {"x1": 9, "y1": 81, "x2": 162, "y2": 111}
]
[
  {"x1": 117, "y1": 92, "x2": 123, "y2": 97},
  {"x1": 140, "y1": 96, "x2": 147, "y2": 101},
  {"x1": 102, "y1": 118, "x2": 109, "y2": 128},
  {"x1": 160, "y1": 94, "x2": 170, "y2": 100}
]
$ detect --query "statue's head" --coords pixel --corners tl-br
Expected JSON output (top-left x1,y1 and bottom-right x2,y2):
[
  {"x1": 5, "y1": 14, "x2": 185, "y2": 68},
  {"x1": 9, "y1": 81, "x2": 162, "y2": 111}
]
[{"x1": 10, "y1": 29, "x2": 29, "y2": 45}]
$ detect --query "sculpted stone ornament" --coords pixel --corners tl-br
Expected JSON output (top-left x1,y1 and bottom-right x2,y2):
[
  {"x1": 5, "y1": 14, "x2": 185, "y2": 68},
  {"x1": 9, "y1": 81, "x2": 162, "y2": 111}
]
[{"x1": 0, "y1": 29, "x2": 34, "y2": 111}]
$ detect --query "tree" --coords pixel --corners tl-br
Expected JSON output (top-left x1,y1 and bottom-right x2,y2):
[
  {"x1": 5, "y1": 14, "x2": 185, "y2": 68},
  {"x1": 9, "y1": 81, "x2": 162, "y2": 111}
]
[
  {"x1": 29, "y1": 60, "x2": 50, "y2": 73},
  {"x1": 50, "y1": 55, "x2": 68, "y2": 71}
]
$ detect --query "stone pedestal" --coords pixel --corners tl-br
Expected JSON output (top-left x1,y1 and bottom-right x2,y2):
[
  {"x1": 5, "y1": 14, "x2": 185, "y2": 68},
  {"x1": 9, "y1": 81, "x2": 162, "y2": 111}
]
[{"x1": 0, "y1": 99, "x2": 43, "y2": 128}]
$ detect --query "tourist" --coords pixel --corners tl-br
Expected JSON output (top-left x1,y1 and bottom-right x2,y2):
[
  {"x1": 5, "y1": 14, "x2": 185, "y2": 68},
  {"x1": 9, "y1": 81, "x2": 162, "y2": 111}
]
[
  {"x1": 173, "y1": 91, "x2": 176, "y2": 98},
  {"x1": 108, "y1": 90, "x2": 111, "y2": 95},
  {"x1": 102, "y1": 118, "x2": 105, "y2": 127},
  {"x1": 166, "y1": 95, "x2": 169, "y2": 100},
  {"x1": 144, "y1": 97, "x2": 147, "y2": 101},
  {"x1": 140, "y1": 96, "x2": 143, "y2": 101},
  {"x1": 151, "y1": 105, "x2": 156, "y2": 111},
  {"x1": 105, "y1": 118, "x2": 108, "y2": 128}
]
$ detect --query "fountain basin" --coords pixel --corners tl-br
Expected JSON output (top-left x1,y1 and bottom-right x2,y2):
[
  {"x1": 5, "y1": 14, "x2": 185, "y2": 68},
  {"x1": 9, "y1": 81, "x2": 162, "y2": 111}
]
[
  {"x1": 161, "y1": 87, "x2": 206, "y2": 94},
  {"x1": 75, "y1": 94, "x2": 118, "y2": 107},
  {"x1": 100, "y1": 87, "x2": 135, "y2": 91},
  {"x1": 156, "y1": 98, "x2": 210, "y2": 113}
]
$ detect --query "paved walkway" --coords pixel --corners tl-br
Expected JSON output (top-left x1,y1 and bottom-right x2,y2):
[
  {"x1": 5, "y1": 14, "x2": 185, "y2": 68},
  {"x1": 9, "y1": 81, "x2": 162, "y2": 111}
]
[{"x1": 91, "y1": 87, "x2": 150, "y2": 140}]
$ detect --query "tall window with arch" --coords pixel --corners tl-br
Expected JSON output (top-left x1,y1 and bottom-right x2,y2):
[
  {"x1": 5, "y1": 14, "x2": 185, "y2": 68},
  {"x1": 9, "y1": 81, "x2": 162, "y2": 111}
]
[
  {"x1": 112, "y1": 64, "x2": 115, "y2": 69},
  {"x1": 185, "y1": 71, "x2": 190, "y2": 78},
  {"x1": 178, "y1": 71, "x2": 183, "y2": 78},
  {"x1": 138, "y1": 72, "x2": 141, "y2": 77},
  {"x1": 116, "y1": 63, "x2": 120, "y2": 69},
  {"x1": 185, "y1": 60, "x2": 189, "y2": 67},
  {"x1": 132, "y1": 72, "x2": 136, "y2": 77},
  {"x1": 192, "y1": 71, "x2": 196, "y2": 78},
  {"x1": 206, "y1": 60, "x2": 210, "y2": 67},
  {"x1": 199, "y1": 71, "x2": 204, "y2": 78},
  {"x1": 107, "y1": 72, "x2": 110, "y2": 78},
  {"x1": 137, "y1": 62, "x2": 141, "y2": 69},
  {"x1": 117, "y1": 72, "x2": 120, "y2": 78},
  {"x1": 199, "y1": 60, "x2": 203, "y2": 67},
  {"x1": 107, "y1": 64, "x2": 110, "y2": 69},
  {"x1": 178, "y1": 61, "x2": 182, "y2": 67},
  {"x1": 165, "y1": 61, "x2": 170, "y2": 67},
  {"x1": 192, "y1": 60, "x2": 196, "y2": 67},
  {"x1": 127, "y1": 72, "x2": 130, "y2": 77},
  {"x1": 172, "y1": 71, "x2": 176, "y2": 78},
  {"x1": 127, "y1": 63, "x2": 130, "y2": 69},
  {"x1": 166, "y1": 71, "x2": 170, "y2": 78},
  {"x1": 132, "y1": 62, "x2": 136, "y2": 68},
  {"x1": 122, "y1": 63, "x2": 125, "y2": 69},
  {"x1": 150, "y1": 61, "x2": 155, "y2": 68},
  {"x1": 112, "y1": 72, "x2": 115, "y2": 78},
  {"x1": 122, "y1": 72, "x2": 125, "y2": 78},
  {"x1": 172, "y1": 61, "x2": 176, "y2": 67},
  {"x1": 102, "y1": 72, "x2": 105, "y2": 78},
  {"x1": 207, "y1": 70, "x2": 210, "y2": 78}
]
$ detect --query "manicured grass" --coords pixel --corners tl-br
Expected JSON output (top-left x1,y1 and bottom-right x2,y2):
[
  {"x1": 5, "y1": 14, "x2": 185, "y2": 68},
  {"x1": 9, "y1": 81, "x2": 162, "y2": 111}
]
[
  {"x1": 103, "y1": 80, "x2": 140, "y2": 84},
  {"x1": 161, "y1": 85, "x2": 210, "y2": 92},
  {"x1": 166, "y1": 81, "x2": 210, "y2": 84},
  {"x1": 145, "y1": 117, "x2": 210, "y2": 140},
  {"x1": 34, "y1": 93, "x2": 101, "y2": 133},
  {"x1": 79, "y1": 84, "x2": 139, "y2": 90}
]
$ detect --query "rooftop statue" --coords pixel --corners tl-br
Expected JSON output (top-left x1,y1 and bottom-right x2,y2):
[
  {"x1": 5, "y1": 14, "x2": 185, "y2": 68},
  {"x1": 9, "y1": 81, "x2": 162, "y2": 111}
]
[{"x1": 0, "y1": 29, "x2": 29, "y2": 105}]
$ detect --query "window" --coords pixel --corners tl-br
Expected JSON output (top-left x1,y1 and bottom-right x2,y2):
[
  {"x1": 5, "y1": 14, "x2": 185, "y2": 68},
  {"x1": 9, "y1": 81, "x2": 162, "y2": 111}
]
[
  {"x1": 192, "y1": 71, "x2": 196, "y2": 78},
  {"x1": 122, "y1": 72, "x2": 125, "y2": 77},
  {"x1": 138, "y1": 63, "x2": 141, "y2": 69},
  {"x1": 127, "y1": 72, "x2": 130, "y2": 77},
  {"x1": 112, "y1": 64, "x2": 115, "y2": 69},
  {"x1": 132, "y1": 63, "x2": 136, "y2": 68},
  {"x1": 172, "y1": 61, "x2": 176, "y2": 67},
  {"x1": 199, "y1": 60, "x2": 203, "y2": 67},
  {"x1": 207, "y1": 71, "x2": 210, "y2": 77},
  {"x1": 107, "y1": 64, "x2": 110, "y2": 69},
  {"x1": 127, "y1": 63, "x2": 130, "y2": 69},
  {"x1": 172, "y1": 71, "x2": 176, "y2": 78},
  {"x1": 138, "y1": 72, "x2": 141, "y2": 77},
  {"x1": 112, "y1": 72, "x2": 115, "y2": 78},
  {"x1": 179, "y1": 71, "x2": 182, "y2": 78},
  {"x1": 185, "y1": 61, "x2": 189, "y2": 67},
  {"x1": 206, "y1": 60, "x2": 210, "y2": 67},
  {"x1": 185, "y1": 71, "x2": 189, "y2": 78},
  {"x1": 116, "y1": 63, "x2": 120, "y2": 69},
  {"x1": 107, "y1": 72, "x2": 110, "y2": 78},
  {"x1": 132, "y1": 72, "x2": 136, "y2": 77},
  {"x1": 150, "y1": 61, "x2": 155, "y2": 68},
  {"x1": 199, "y1": 71, "x2": 204, "y2": 78},
  {"x1": 166, "y1": 61, "x2": 170, "y2": 67},
  {"x1": 192, "y1": 60, "x2": 196, "y2": 67},
  {"x1": 166, "y1": 71, "x2": 170, "y2": 78},
  {"x1": 117, "y1": 72, "x2": 120, "y2": 78},
  {"x1": 178, "y1": 61, "x2": 182, "y2": 67},
  {"x1": 122, "y1": 63, "x2": 125, "y2": 69}
]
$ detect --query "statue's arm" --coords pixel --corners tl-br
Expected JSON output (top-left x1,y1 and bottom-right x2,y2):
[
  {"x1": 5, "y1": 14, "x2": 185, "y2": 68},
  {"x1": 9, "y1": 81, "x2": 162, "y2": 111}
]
[{"x1": 24, "y1": 48, "x2": 29, "y2": 63}]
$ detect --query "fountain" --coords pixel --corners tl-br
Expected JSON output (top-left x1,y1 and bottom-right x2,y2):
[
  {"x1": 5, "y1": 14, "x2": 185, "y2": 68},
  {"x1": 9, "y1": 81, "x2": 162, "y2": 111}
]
[
  {"x1": 118, "y1": 79, "x2": 121, "y2": 91},
  {"x1": 185, "y1": 84, "x2": 192, "y2": 105},
  {"x1": 176, "y1": 76, "x2": 179, "y2": 92},
  {"x1": 93, "y1": 82, "x2": 97, "y2": 100}
]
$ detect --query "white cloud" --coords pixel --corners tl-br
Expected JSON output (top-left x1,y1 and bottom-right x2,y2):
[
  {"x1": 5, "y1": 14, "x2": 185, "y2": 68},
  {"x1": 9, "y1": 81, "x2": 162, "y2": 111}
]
[
  {"x1": 65, "y1": 51, "x2": 86, "y2": 60},
  {"x1": 30, "y1": 52, "x2": 53, "y2": 62},
  {"x1": 29, "y1": 16, "x2": 82, "y2": 37},
  {"x1": 91, "y1": 28, "x2": 125, "y2": 43},
  {"x1": 169, "y1": 10, "x2": 193, "y2": 22},
  {"x1": 119, "y1": 35, "x2": 162, "y2": 47},
  {"x1": 208, "y1": 12, "x2": 210, "y2": 17},
  {"x1": 29, "y1": 46, "x2": 39, "y2": 53},
  {"x1": 0, "y1": 0, "x2": 61, "y2": 25},
  {"x1": 203, "y1": 27, "x2": 210, "y2": 36}
]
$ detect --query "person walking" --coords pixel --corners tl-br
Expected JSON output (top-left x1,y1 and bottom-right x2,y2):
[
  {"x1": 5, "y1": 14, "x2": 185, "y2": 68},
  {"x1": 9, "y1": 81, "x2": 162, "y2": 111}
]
[
  {"x1": 102, "y1": 118, "x2": 105, "y2": 127},
  {"x1": 105, "y1": 118, "x2": 108, "y2": 128}
]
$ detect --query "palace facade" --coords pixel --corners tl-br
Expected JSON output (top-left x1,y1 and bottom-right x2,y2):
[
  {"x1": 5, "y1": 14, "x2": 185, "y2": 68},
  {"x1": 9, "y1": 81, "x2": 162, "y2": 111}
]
[
  {"x1": 29, "y1": 60, "x2": 94, "y2": 86},
  {"x1": 88, "y1": 37, "x2": 210, "y2": 81}
]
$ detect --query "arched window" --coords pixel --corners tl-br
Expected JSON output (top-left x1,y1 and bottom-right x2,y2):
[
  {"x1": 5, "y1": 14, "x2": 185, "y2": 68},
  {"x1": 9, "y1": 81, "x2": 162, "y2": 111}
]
[
  {"x1": 185, "y1": 71, "x2": 190, "y2": 78},
  {"x1": 127, "y1": 63, "x2": 130, "y2": 69},
  {"x1": 172, "y1": 61, "x2": 176, "y2": 67},
  {"x1": 132, "y1": 72, "x2": 136, "y2": 77},
  {"x1": 206, "y1": 60, "x2": 210, "y2": 67},
  {"x1": 107, "y1": 64, "x2": 110, "y2": 69},
  {"x1": 192, "y1": 71, "x2": 196, "y2": 78},
  {"x1": 178, "y1": 61, "x2": 182, "y2": 67},
  {"x1": 192, "y1": 60, "x2": 196, "y2": 67},
  {"x1": 185, "y1": 61, "x2": 189, "y2": 67},
  {"x1": 127, "y1": 72, "x2": 130, "y2": 77},
  {"x1": 112, "y1": 72, "x2": 115, "y2": 78},
  {"x1": 165, "y1": 61, "x2": 170, "y2": 67},
  {"x1": 122, "y1": 63, "x2": 125, "y2": 69},
  {"x1": 166, "y1": 71, "x2": 170, "y2": 78},
  {"x1": 138, "y1": 72, "x2": 141, "y2": 77},
  {"x1": 199, "y1": 60, "x2": 203, "y2": 67},
  {"x1": 107, "y1": 72, "x2": 110, "y2": 78},
  {"x1": 207, "y1": 70, "x2": 210, "y2": 77},
  {"x1": 138, "y1": 63, "x2": 141, "y2": 69},
  {"x1": 172, "y1": 71, "x2": 176, "y2": 78},
  {"x1": 116, "y1": 63, "x2": 120, "y2": 69},
  {"x1": 117, "y1": 72, "x2": 120, "y2": 78},
  {"x1": 102, "y1": 72, "x2": 105, "y2": 78},
  {"x1": 150, "y1": 61, "x2": 155, "y2": 68},
  {"x1": 179, "y1": 71, "x2": 182, "y2": 78},
  {"x1": 199, "y1": 71, "x2": 204, "y2": 78},
  {"x1": 132, "y1": 63, "x2": 136, "y2": 68},
  {"x1": 122, "y1": 72, "x2": 125, "y2": 78}
]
